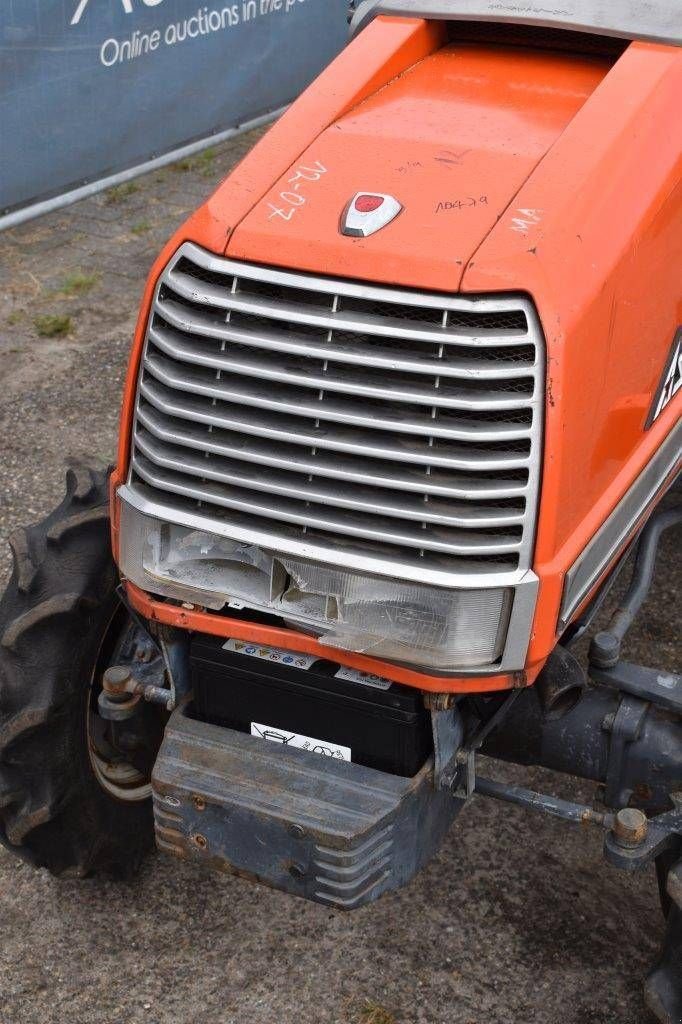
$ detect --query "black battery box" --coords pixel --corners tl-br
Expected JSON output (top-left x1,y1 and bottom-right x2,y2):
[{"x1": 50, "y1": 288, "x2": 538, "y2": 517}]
[{"x1": 190, "y1": 633, "x2": 432, "y2": 778}]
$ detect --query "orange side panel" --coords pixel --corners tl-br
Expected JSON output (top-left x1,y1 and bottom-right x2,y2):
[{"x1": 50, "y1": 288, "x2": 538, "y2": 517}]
[{"x1": 462, "y1": 41, "x2": 682, "y2": 663}]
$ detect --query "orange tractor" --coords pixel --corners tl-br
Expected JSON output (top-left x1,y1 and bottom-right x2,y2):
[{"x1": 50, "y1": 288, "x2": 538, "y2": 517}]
[{"x1": 1, "y1": 3, "x2": 680, "y2": 1018}]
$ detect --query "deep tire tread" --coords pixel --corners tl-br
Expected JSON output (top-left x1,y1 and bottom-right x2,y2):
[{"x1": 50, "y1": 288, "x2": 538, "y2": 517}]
[
  {"x1": 646, "y1": 850, "x2": 682, "y2": 1023},
  {"x1": 8, "y1": 529, "x2": 38, "y2": 595},
  {"x1": 47, "y1": 506, "x2": 110, "y2": 545},
  {"x1": 1, "y1": 593, "x2": 90, "y2": 652},
  {"x1": 0, "y1": 461, "x2": 153, "y2": 878}
]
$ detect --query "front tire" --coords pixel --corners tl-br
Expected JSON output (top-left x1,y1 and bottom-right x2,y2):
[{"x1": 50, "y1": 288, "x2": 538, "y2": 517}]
[
  {"x1": 0, "y1": 463, "x2": 155, "y2": 877},
  {"x1": 646, "y1": 848, "x2": 682, "y2": 1024}
]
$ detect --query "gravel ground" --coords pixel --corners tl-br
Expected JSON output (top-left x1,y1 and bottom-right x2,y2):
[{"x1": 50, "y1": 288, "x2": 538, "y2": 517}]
[{"x1": 0, "y1": 130, "x2": 679, "y2": 1024}]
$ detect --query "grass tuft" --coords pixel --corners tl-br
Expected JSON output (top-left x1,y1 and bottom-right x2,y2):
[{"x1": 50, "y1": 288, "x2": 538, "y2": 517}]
[
  {"x1": 357, "y1": 1000, "x2": 397, "y2": 1024},
  {"x1": 55, "y1": 271, "x2": 99, "y2": 297},
  {"x1": 105, "y1": 181, "x2": 140, "y2": 204},
  {"x1": 34, "y1": 314, "x2": 72, "y2": 338},
  {"x1": 172, "y1": 147, "x2": 217, "y2": 176},
  {"x1": 131, "y1": 220, "x2": 152, "y2": 236}
]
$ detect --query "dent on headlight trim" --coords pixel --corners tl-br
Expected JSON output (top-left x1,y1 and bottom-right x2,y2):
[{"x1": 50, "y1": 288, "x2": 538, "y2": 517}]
[{"x1": 118, "y1": 486, "x2": 541, "y2": 674}]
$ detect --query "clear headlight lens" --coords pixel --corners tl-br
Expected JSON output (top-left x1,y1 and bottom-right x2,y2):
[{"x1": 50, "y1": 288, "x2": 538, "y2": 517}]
[{"x1": 119, "y1": 501, "x2": 512, "y2": 670}]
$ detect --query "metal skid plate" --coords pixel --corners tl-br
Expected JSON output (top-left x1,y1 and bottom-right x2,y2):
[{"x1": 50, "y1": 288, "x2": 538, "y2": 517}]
[{"x1": 152, "y1": 705, "x2": 463, "y2": 909}]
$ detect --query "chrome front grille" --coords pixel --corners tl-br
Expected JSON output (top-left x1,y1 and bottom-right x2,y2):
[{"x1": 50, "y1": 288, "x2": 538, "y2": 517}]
[{"x1": 129, "y1": 242, "x2": 544, "y2": 584}]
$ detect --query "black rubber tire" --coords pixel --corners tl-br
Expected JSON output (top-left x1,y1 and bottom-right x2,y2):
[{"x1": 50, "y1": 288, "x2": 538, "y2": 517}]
[
  {"x1": 0, "y1": 463, "x2": 154, "y2": 878},
  {"x1": 647, "y1": 852, "x2": 682, "y2": 1024}
]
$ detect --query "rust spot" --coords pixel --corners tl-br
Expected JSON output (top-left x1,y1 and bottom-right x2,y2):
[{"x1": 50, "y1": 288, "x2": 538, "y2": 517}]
[
  {"x1": 193, "y1": 833, "x2": 208, "y2": 850},
  {"x1": 613, "y1": 808, "x2": 648, "y2": 848}
]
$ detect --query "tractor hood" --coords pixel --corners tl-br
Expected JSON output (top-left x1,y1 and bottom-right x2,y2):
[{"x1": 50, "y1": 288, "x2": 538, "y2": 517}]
[{"x1": 226, "y1": 41, "x2": 610, "y2": 291}]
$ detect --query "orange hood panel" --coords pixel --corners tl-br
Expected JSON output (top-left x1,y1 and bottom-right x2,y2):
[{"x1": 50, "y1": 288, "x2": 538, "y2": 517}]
[{"x1": 227, "y1": 43, "x2": 609, "y2": 291}]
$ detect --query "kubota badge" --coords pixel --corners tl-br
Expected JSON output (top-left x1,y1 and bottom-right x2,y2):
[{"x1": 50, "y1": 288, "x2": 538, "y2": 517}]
[{"x1": 341, "y1": 192, "x2": 402, "y2": 237}]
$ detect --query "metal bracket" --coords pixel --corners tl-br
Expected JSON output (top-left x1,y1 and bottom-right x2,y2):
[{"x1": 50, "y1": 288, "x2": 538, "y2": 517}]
[
  {"x1": 115, "y1": 586, "x2": 192, "y2": 707},
  {"x1": 450, "y1": 690, "x2": 523, "y2": 799},
  {"x1": 592, "y1": 661, "x2": 682, "y2": 715},
  {"x1": 430, "y1": 706, "x2": 464, "y2": 791},
  {"x1": 602, "y1": 695, "x2": 649, "y2": 809},
  {"x1": 605, "y1": 794, "x2": 682, "y2": 871},
  {"x1": 157, "y1": 627, "x2": 192, "y2": 705}
]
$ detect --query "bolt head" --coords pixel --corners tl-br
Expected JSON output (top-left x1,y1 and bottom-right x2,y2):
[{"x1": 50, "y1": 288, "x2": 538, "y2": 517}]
[
  {"x1": 590, "y1": 632, "x2": 620, "y2": 668},
  {"x1": 103, "y1": 665, "x2": 132, "y2": 694},
  {"x1": 613, "y1": 808, "x2": 648, "y2": 848}
]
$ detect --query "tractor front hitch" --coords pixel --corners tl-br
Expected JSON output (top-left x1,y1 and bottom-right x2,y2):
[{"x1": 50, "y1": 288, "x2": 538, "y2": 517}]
[{"x1": 118, "y1": 501, "x2": 681, "y2": 1016}]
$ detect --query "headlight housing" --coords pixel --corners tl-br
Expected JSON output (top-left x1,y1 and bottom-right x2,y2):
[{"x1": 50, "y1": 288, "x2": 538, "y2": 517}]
[{"x1": 119, "y1": 501, "x2": 513, "y2": 670}]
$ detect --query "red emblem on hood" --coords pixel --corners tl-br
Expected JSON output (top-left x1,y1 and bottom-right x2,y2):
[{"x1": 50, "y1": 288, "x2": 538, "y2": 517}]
[{"x1": 341, "y1": 192, "x2": 402, "y2": 237}]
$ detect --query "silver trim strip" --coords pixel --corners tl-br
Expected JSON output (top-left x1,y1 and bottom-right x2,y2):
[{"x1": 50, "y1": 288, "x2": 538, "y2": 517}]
[
  {"x1": 120, "y1": 481, "x2": 529, "y2": 590},
  {"x1": 147, "y1": 322, "x2": 536, "y2": 409},
  {"x1": 142, "y1": 351, "x2": 534, "y2": 443},
  {"x1": 169, "y1": 243, "x2": 537, "y2": 314},
  {"x1": 350, "y1": 0, "x2": 682, "y2": 46},
  {"x1": 157, "y1": 293, "x2": 536, "y2": 363},
  {"x1": 136, "y1": 401, "x2": 530, "y2": 488},
  {"x1": 560, "y1": 420, "x2": 682, "y2": 628},
  {"x1": 131, "y1": 443, "x2": 526, "y2": 549},
  {"x1": 140, "y1": 374, "x2": 534, "y2": 455}
]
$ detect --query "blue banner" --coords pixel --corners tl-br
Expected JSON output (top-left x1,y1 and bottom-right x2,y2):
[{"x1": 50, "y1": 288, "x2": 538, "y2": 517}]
[{"x1": 0, "y1": 0, "x2": 348, "y2": 219}]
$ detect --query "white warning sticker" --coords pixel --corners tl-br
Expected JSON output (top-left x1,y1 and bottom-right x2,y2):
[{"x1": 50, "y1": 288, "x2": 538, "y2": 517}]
[
  {"x1": 334, "y1": 666, "x2": 392, "y2": 690},
  {"x1": 251, "y1": 722, "x2": 351, "y2": 762},
  {"x1": 224, "y1": 639, "x2": 316, "y2": 671}
]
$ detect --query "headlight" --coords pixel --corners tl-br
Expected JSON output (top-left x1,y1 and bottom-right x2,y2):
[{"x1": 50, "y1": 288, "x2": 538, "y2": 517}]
[{"x1": 119, "y1": 501, "x2": 512, "y2": 671}]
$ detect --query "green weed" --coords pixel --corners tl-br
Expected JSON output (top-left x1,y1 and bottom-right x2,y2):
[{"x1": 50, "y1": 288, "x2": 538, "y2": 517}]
[{"x1": 34, "y1": 314, "x2": 72, "y2": 337}]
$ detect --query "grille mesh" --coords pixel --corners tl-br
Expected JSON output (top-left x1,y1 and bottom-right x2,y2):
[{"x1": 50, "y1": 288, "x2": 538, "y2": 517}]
[{"x1": 129, "y1": 243, "x2": 544, "y2": 578}]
